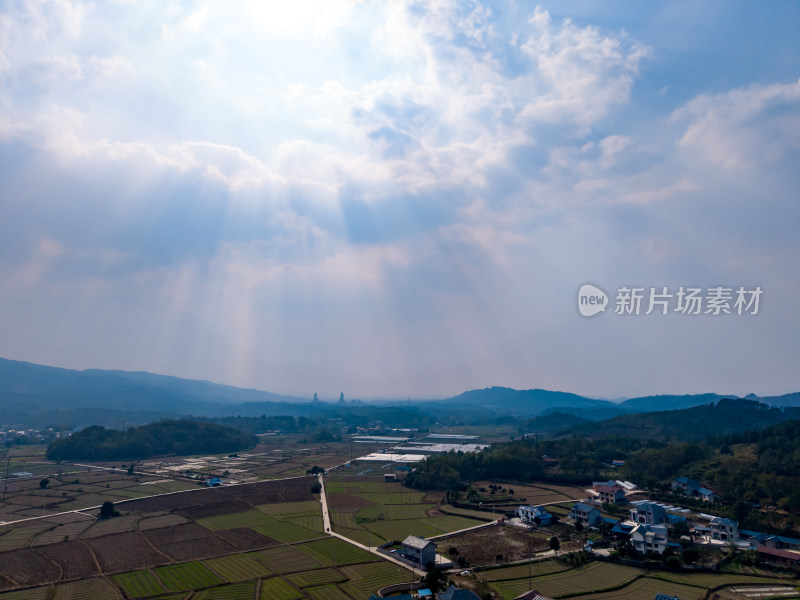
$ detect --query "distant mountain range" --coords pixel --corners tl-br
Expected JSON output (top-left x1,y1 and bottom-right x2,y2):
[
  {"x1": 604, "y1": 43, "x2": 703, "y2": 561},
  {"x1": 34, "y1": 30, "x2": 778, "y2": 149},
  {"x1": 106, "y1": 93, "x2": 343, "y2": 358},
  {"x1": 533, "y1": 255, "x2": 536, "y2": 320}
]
[
  {"x1": 0, "y1": 357, "x2": 798, "y2": 427},
  {"x1": 440, "y1": 385, "x2": 800, "y2": 417}
]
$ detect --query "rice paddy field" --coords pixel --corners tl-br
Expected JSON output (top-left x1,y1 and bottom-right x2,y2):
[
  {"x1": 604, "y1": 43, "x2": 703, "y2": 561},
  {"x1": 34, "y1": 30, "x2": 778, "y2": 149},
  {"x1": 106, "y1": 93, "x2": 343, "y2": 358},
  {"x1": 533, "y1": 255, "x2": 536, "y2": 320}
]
[
  {"x1": 482, "y1": 560, "x2": 800, "y2": 600},
  {"x1": 325, "y1": 475, "x2": 493, "y2": 547}
]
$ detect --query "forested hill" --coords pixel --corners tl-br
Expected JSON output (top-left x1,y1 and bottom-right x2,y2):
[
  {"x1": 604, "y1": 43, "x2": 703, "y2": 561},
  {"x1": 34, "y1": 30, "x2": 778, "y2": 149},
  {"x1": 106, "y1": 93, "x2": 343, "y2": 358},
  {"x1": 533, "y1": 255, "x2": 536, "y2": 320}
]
[
  {"x1": 404, "y1": 418, "x2": 800, "y2": 520},
  {"x1": 561, "y1": 398, "x2": 800, "y2": 441},
  {"x1": 46, "y1": 420, "x2": 255, "y2": 461}
]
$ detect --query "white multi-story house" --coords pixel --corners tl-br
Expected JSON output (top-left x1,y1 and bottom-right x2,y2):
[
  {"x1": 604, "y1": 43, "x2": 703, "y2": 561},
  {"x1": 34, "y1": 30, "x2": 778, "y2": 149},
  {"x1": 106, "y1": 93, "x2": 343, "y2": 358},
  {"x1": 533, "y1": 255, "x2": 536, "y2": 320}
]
[
  {"x1": 709, "y1": 517, "x2": 739, "y2": 542},
  {"x1": 630, "y1": 524, "x2": 669, "y2": 554}
]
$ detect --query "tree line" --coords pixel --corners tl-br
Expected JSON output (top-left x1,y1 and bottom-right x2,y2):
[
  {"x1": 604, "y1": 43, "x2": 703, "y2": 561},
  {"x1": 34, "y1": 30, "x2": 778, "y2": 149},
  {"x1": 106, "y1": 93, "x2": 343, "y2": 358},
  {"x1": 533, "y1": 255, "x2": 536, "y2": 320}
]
[{"x1": 46, "y1": 419, "x2": 255, "y2": 461}]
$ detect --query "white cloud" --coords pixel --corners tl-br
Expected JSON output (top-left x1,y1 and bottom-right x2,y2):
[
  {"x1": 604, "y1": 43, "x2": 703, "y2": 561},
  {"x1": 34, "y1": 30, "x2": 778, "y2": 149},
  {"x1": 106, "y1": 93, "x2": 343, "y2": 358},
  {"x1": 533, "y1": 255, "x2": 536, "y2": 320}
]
[{"x1": 673, "y1": 79, "x2": 800, "y2": 171}]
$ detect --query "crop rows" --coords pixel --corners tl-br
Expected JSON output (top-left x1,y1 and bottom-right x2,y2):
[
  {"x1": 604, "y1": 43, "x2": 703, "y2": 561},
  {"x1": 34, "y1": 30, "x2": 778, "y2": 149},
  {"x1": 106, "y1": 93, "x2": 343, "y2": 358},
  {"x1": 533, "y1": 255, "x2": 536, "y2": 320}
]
[
  {"x1": 287, "y1": 514, "x2": 324, "y2": 532},
  {"x1": 154, "y1": 561, "x2": 224, "y2": 592},
  {"x1": 297, "y1": 537, "x2": 375, "y2": 567},
  {"x1": 304, "y1": 584, "x2": 353, "y2": 600},
  {"x1": 258, "y1": 576, "x2": 303, "y2": 600},
  {"x1": 51, "y1": 577, "x2": 119, "y2": 600},
  {"x1": 286, "y1": 567, "x2": 346, "y2": 588},
  {"x1": 192, "y1": 581, "x2": 258, "y2": 600},
  {"x1": 199, "y1": 510, "x2": 276, "y2": 531},
  {"x1": 0, "y1": 585, "x2": 50, "y2": 600},
  {"x1": 568, "y1": 577, "x2": 705, "y2": 600},
  {"x1": 650, "y1": 571, "x2": 795, "y2": 588},
  {"x1": 112, "y1": 569, "x2": 166, "y2": 598},
  {"x1": 339, "y1": 562, "x2": 411, "y2": 597},
  {"x1": 255, "y1": 545, "x2": 323, "y2": 573},
  {"x1": 203, "y1": 553, "x2": 272, "y2": 582},
  {"x1": 258, "y1": 500, "x2": 321, "y2": 516},
  {"x1": 477, "y1": 559, "x2": 571, "y2": 581},
  {"x1": 251, "y1": 520, "x2": 319, "y2": 543},
  {"x1": 491, "y1": 562, "x2": 641, "y2": 599},
  {"x1": 357, "y1": 492, "x2": 425, "y2": 505},
  {"x1": 385, "y1": 504, "x2": 434, "y2": 520}
]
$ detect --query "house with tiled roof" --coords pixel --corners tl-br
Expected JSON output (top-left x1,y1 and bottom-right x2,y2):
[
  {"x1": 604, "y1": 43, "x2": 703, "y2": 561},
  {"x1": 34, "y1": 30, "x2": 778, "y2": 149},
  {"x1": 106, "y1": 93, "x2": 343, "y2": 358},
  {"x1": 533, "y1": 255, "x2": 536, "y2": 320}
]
[
  {"x1": 709, "y1": 517, "x2": 738, "y2": 542},
  {"x1": 593, "y1": 481, "x2": 626, "y2": 504},
  {"x1": 630, "y1": 502, "x2": 666, "y2": 525},
  {"x1": 631, "y1": 523, "x2": 669, "y2": 554},
  {"x1": 568, "y1": 502, "x2": 601, "y2": 527}
]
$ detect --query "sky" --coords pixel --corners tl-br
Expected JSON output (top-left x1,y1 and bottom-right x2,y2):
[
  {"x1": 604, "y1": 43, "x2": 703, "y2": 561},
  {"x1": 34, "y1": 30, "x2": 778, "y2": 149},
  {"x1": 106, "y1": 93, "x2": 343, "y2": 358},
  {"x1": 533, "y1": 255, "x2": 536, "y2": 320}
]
[{"x1": 1, "y1": 0, "x2": 798, "y2": 401}]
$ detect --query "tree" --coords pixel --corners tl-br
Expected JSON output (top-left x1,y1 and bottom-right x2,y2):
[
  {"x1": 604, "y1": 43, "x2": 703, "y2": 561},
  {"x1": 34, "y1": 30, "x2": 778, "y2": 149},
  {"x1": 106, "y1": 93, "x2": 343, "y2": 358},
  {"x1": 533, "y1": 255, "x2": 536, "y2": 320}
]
[
  {"x1": 575, "y1": 521, "x2": 584, "y2": 533},
  {"x1": 310, "y1": 481, "x2": 321, "y2": 494},
  {"x1": 422, "y1": 566, "x2": 448, "y2": 593},
  {"x1": 99, "y1": 501, "x2": 119, "y2": 519},
  {"x1": 448, "y1": 546, "x2": 459, "y2": 560},
  {"x1": 549, "y1": 536, "x2": 561, "y2": 555},
  {"x1": 495, "y1": 553, "x2": 503, "y2": 563},
  {"x1": 306, "y1": 465, "x2": 325, "y2": 475},
  {"x1": 127, "y1": 463, "x2": 135, "y2": 475},
  {"x1": 39, "y1": 478, "x2": 49, "y2": 489},
  {"x1": 682, "y1": 547, "x2": 699, "y2": 564}
]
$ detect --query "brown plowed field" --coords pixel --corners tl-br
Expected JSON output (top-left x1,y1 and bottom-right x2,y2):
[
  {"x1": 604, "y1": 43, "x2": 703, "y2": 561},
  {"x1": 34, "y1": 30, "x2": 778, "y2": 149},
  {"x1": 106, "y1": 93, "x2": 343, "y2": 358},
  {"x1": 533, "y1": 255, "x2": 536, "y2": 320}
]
[
  {"x1": 158, "y1": 537, "x2": 238, "y2": 561},
  {"x1": 216, "y1": 527, "x2": 279, "y2": 550},
  {"x1": 36, "y1": 541, "x2": 100, "y2": 580},
  {"x1": 0, "y1": 548, "x2": 61, "y2": 587},
  {"x1": 85, "y1": 532, "x2": 168, "y2": 573},
  {"x1": 143, "y1": 523, "x2": 215, "y2": 545}
]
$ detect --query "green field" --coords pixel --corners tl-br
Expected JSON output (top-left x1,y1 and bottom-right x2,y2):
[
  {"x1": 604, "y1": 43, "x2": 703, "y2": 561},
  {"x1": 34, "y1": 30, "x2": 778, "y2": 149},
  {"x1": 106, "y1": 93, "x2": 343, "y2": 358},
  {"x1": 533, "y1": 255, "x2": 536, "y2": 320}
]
[
  {"x1": 491, "y1": 562, "x2": 642, "y2": 599},
  {"x1": 297, "y1": 537, "x2": 376, "y2": 566},
  {"x1": 113, "y1": 569, "x2": 167, "y2": 598},
  {"x1": 304, "y1": 584, "x2": 353, "y2": 600},
  {"x1": 477, "y1": 559, "x2": 571, "y2": 581},
  {"x1": 339, "y1": 562, "x2": 411, "y2": 598},
  {"x1": 203, "y1": 553, "x2": 272, "y2": 582},
  {"x1": 649, "y1": 571, "x2": 795, "y2": 588},
  {"x1": 251, "y1": 520, "x2": 320, "y2": 543},
  {"x1": 192, "y1": 581, "x2": 257, "y2": 600},
  {"x1": 357, "y1": 492, "x2": 426, "y2": 505},
  {"x1": 199, "y1": 510, "x2": 276, "y2": 530},
  {"x1": 286, "y1": 568, "x2": 346, "y2": 588},
  {"x1": 0, "y1": 586, "x2": 51, "y2": 600},
  {"x1": 258, "y1": 500, "x2": 321, "y2": 516},
  {"x1": 287, "y1": 514, "x2": 324, "y2": 532},
  {"x1": 258, "y1": 577, "x2": 303, "y2": 600},
  {"x1": 255, "y1": 545, "x2": 323, "y2": 573},
  {"x1": 51, "y1": 578, "x2": 119, "y2": 600},
  {"x1": 154, "y1": 561, "x2": 225, "y2": 592},
  {"x1": 364, "y1": 514, "x2": 480, "y2": 541},
  {"x1": 385, "y1": 504, "x2": 435, "y2": 520},
  {"x1": 568, "y1": 577, "x2": 705, "y2": 600}
]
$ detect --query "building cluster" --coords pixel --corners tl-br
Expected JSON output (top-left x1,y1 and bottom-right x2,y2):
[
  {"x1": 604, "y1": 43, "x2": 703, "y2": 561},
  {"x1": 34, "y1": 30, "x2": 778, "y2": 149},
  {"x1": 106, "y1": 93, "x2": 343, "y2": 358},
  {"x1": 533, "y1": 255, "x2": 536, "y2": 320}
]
[{"x1": 508, "y1": 473, "x2": 800, "y2": 568}]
